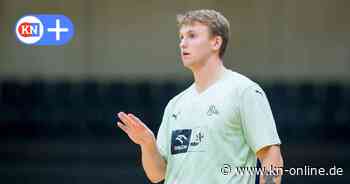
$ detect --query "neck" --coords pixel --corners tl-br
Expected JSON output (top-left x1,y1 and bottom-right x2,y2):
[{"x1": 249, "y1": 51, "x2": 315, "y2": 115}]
[{"x1": 191, "y1": 55, "x2": 226, "y2": 94}]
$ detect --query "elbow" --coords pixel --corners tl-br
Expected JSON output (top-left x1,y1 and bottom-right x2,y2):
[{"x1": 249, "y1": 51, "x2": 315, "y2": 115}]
[
  {"x1": 146, "y1": 170, "x2": 165, "y2": 184},
  {"x1": 257, "y1": 145, "x2": 283, "y2": 167},
  {"x1": 149, "y1": 175, "x2": 164, "y2": 183}
]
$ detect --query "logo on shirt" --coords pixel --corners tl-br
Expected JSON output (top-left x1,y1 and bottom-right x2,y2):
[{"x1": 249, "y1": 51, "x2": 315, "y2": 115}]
[
  {"x1": 207, "y1": 105, "x2": 219, "y2": 116},
  {"x1": 171, "y1": 127, "x2": 207, "y2": 155},
  {"x1": 171, "y1": 129, "x2": 192, "y2": 154},
  {"x1": 172, "y1": 111, "x2": 181, "y2": 120},
  {"x1": 175, "y1": 134, "x2": 188, "y2": 144},
  {"x1": 255, "y1": 89, "x2": 263, "y2": 96},
  {"x1": 190, "y1": 131, "x2": 204, "y2": 146}
]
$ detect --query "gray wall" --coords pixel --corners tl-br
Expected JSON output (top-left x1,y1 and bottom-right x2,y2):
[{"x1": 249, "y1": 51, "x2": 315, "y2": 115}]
[{"x1": 1, "y1": 0, "x2": 350, "y2": 82}]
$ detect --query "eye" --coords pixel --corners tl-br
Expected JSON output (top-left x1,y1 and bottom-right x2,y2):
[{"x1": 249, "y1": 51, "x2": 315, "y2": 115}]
[
  {"x1": 189, "y1": 33, "x2": 195, "y2": 38},
  {"x1": 179, "y1": 35, "x2": 184, "y2": 40}
]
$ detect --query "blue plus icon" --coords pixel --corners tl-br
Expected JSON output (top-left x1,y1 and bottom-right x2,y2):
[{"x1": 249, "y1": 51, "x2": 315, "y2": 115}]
[
  {"x1": 15, "y1": 14, "x2": 75, "y2": 46},
  {"x1": 47, "y1": 19, "x2": 69, "y2": 41}
]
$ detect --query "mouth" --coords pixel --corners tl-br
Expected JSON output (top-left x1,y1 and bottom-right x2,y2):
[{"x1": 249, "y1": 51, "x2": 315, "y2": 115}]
[{"x1": 182, "y1": 51, "x2": 190, "y2": 57}]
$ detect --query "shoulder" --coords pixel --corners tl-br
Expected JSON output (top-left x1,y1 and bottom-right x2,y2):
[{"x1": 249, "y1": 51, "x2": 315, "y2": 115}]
[
  {"x1": 164, "y1": 84, "x2": 194, "y2": 111},
  {"x1": 225, "y1": 69, "x2": 262, "y2": 97}
]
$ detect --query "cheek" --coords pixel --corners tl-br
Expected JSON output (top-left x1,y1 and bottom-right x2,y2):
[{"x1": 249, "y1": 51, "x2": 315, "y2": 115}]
[
  {"x1": 193, "y1": 39, "x2": 211, "y2": 52},
  {"x1": 198, "y1": 41, "x2": 212, "y2": 55}
]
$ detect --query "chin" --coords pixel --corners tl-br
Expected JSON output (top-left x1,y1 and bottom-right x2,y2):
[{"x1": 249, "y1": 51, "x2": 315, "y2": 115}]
[{"x1": 182, "y1": 59, "x2": 195, "y2": 68}]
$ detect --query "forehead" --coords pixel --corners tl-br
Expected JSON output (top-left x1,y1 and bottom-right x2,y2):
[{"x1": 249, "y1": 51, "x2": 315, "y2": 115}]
[{"x1": 179, "y1": 22, "x2": 210, "y2": 35}]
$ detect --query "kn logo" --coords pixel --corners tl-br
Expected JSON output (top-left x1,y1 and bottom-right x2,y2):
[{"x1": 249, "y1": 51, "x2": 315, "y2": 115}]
[{"x1": 15, "y1": 14, "x2": 74, "y2": 46}]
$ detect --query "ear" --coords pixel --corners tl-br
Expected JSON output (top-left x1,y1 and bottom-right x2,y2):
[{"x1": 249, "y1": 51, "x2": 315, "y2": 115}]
[{"x1": 211, "y1": 36, "x2": 223, "y2": 52}]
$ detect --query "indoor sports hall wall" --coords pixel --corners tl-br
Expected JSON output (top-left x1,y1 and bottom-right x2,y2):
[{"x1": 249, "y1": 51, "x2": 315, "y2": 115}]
[{"x1": 0, "y1": 0, "x2": 349, "y2": 82}]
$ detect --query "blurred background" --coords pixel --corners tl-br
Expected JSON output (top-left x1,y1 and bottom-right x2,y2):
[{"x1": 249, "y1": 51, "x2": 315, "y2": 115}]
[{"x1": 1, "y1": 0, "x2": 349, "y2": 183}]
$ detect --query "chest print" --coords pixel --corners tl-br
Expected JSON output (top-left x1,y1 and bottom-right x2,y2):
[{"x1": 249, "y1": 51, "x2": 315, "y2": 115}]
[{"x1": 207, "y1": 104, "x2": 219, "y2": 116}]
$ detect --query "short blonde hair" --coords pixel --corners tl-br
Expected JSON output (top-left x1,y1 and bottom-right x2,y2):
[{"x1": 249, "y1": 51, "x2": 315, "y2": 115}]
[{"x1": 177, "y1": 9, "x2": 230, "y2": 58}]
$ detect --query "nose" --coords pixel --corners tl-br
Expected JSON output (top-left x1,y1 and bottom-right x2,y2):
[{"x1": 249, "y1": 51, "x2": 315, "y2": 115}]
[{"x1": 179, "y1": 38, "x2": 187, "y2": 49}]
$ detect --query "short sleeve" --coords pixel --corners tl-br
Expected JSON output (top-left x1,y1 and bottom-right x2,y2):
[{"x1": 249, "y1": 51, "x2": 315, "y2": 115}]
[
  {"x1": 156, "y1": 101, "x2": 173, "y2": 161},
  {"x1": 239, "y1": 84, "x2": 281, "y2": 153}
]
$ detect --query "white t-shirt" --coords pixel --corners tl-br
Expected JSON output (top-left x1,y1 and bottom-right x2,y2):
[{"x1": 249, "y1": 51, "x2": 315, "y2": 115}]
[{"x1": 157, "y1": 69, "x2": 281, "y2": 184}]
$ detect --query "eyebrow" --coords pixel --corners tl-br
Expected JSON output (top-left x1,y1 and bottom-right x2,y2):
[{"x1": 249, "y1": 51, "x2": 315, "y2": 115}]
[{"x1": 179, "y1": 30, "x2": 195, "y2": 37}]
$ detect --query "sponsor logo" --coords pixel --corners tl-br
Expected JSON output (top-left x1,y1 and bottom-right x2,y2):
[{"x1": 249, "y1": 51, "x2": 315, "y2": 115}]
[
  {"x1": 171, "y1": 129, "x2": 192, "y2": 154},
  {"x1": 171, "y1": 127, "x2": 207, "y2": 155}
]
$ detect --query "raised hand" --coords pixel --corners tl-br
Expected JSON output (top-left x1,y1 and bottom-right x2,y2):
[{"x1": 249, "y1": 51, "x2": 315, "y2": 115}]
[{"x1": 117, "y1": 112, "x2": 156, "y2": 147}]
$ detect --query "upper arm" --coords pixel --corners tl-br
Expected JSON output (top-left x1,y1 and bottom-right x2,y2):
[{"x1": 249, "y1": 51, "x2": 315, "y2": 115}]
[
  {"x1": 156, "y1": 100, "x2": 174, "y2": 161},
  {"x1": 239, "y1": 84, "x2": 282, "y2": 153}
]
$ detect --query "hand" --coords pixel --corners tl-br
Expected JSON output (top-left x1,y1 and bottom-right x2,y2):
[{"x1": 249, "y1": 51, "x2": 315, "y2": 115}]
[{"x1": 116, "y1": 112, "x2": 156, "y2": 147}]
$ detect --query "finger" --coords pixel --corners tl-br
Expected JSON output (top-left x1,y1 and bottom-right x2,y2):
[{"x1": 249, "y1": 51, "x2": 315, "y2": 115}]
[
  {"x1": 117, "y1": 122, "x2": 129, "y2": 134},
  {"x1": 118, "y1": 112, "x2": 137, "y2": 128},
  {"x1": 128, "y1": 113, "x2": 146, "y2": 128}
]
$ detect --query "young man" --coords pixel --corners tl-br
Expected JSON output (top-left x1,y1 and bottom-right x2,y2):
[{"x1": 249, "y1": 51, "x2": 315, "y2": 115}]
[{"x1": 117, "y1": 9, "x2": 283, "y2": 184}]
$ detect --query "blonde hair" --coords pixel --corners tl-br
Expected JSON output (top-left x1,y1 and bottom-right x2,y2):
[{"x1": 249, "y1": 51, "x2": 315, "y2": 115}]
[{"x1": 177, "y1": 9, "x2": 230, "y2": 58}]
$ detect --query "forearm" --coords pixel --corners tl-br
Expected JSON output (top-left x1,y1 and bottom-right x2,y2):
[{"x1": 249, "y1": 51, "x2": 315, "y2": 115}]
[
  {"x1": 140, "y1": 140, "x2": 167, "y2": 183},
  {"x1": 257, "y1": 145, "x2": 283, "y2": 184},
  {"x1": 260, "y1": 159, "x2": 283, "y2": 184}
]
